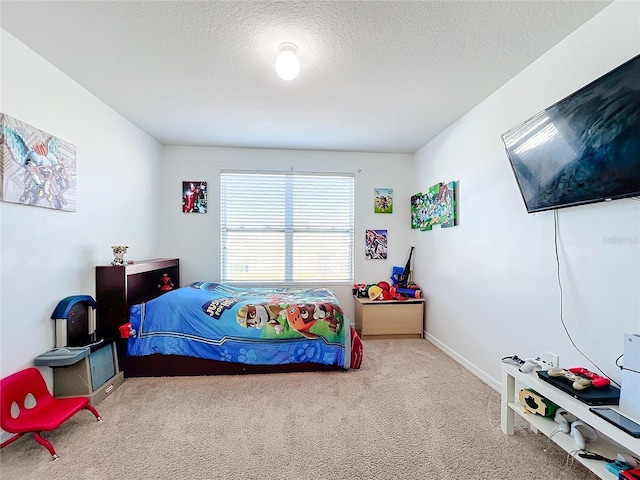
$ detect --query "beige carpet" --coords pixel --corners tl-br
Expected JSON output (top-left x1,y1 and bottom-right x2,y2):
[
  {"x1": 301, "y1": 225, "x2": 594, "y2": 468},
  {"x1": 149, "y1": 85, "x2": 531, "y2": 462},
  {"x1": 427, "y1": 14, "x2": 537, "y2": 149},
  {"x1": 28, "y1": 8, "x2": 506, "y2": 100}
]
[{"x1": 0, "y1": 339, "x2": 597, "y2": 480}]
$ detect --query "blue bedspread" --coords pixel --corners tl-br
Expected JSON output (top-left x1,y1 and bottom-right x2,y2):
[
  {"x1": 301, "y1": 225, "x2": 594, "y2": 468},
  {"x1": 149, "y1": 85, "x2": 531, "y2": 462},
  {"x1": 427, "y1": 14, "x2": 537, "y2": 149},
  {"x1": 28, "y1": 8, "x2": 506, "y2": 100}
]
[{"x1": 127, "y1": 282, "x2": 353, "y2": 368}]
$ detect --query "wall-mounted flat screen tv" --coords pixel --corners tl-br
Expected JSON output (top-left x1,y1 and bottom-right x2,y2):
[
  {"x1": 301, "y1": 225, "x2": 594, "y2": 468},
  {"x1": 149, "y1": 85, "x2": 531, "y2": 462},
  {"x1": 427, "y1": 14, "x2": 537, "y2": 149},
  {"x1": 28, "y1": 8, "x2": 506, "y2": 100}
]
[{"x1": 501, "y1": 54, "x2": 640, "y2": 213}]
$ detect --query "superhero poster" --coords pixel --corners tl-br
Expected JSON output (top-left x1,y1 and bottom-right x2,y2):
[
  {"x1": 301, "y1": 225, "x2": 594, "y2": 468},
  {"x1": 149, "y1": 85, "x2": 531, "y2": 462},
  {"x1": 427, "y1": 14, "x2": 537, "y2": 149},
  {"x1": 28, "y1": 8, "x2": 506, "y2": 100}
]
[
  {"x1": 182, "y1": 181, "x2": 207, "y2": 213},
  {"x1": 0, "y1": 113, "x2": 77, "y2": 211},
  {"x1": 365, "y1": 229, "x2": 387, "y2": 260}
]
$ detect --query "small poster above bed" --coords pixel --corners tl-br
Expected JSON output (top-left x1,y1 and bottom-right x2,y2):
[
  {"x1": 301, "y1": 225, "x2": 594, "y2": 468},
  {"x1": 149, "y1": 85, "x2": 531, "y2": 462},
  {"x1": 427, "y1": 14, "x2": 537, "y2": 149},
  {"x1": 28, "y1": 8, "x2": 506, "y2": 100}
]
[{"x1": 182, "y1": 181, "x2": 207, "y2": 213}]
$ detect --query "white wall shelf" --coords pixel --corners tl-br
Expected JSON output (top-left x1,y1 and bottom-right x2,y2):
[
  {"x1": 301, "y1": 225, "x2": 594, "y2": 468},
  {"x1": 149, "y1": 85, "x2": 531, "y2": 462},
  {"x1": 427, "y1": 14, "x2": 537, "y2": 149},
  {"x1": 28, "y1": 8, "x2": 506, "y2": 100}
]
[{"x1": 501, "y1": 362, "x2": 640, "y2": 480}]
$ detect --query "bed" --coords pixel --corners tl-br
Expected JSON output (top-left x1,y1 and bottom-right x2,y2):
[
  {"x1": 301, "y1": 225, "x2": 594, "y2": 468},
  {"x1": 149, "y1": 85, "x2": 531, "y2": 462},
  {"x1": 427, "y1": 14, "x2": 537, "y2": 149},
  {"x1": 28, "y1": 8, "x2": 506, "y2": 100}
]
[{"x1": 122, "y1": 282, "x2": 363, "y2": 377}]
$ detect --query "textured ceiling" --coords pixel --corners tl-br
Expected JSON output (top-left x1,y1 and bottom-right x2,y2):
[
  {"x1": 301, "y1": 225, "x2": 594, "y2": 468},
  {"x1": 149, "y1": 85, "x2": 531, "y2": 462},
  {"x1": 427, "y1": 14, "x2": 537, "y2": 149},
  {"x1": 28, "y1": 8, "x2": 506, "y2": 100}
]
[{"x1": 1, "y1": 1, "x2": 611, "y2": 154}]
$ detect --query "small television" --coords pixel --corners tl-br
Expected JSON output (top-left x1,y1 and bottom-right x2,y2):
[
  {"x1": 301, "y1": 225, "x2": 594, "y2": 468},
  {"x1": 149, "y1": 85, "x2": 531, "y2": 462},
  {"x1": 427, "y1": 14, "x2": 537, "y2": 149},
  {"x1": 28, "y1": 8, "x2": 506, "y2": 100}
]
[
  {"x1": 53, "y1": 341, "x2": 124, "y2": 406},
  {"x1": 501, "y1": 54, "x2": 640, "y2": 213},
  {"x1": 89, "y1": 342, "x2": 117, "y2": 391}
]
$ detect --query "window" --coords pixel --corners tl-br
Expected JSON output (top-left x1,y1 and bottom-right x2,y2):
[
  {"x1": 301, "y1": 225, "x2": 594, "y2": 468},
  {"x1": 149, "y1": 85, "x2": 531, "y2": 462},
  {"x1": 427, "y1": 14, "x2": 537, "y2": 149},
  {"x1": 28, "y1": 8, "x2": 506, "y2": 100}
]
[{"x1": 221, "y1": 172, "x2": 354, "y2": 284}]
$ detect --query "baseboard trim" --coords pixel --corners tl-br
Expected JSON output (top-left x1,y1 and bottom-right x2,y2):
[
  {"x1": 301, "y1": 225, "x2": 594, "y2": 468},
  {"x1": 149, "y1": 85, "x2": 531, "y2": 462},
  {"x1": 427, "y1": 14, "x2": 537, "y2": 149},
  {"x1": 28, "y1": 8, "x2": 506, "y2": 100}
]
[{"x1": 424, "y1": 331, "x2": 501, "y2": 392}]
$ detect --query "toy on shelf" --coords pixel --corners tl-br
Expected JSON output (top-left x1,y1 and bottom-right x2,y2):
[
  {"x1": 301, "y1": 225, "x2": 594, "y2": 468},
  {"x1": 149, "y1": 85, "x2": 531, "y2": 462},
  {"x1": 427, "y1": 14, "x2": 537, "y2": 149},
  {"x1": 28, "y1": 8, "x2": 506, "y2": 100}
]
[
  {"x1": 355, "y1": 273, "x2": 423, "y2": 302},
  {"x1": 519, "y1": 388, "x2": 559, "y2": 417},
  {"x1": 397, "y1": 246, "x2": 414, "y2": 288},
  {"x1": 356, "y1": 257, "x2": 425, "y2": 302},
  {"x1": 157, "y1": 273, "x2": 174, "y2": 292},
  {"x1": 119, "y1": 322, "x2": 136, "y2": 339},
  {"x1": 390, "y1": 266, "x2": 404, "y2": 286},
  {"x1": 368, "y1": 284, "x2": 383, "y2": 300},
  {"x1": 111, "y1": 245, "x2": 129, "y2": 266},
  {"x1": 353, "y1": 283, "x2": 368, "y2": 298},
  {"x1": 366, "y1": 281, "x2": 423, "y2": 301},
  {"x1": 390, "y1": 286, "x2": 421, "y2": 299}
]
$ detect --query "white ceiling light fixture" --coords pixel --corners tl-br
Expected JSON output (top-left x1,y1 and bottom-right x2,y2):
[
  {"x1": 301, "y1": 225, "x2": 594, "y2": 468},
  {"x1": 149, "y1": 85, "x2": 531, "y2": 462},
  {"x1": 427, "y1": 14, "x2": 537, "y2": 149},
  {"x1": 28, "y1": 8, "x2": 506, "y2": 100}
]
[{"x1": 275, "y1": 42, "x2": 300, "y2": 81}]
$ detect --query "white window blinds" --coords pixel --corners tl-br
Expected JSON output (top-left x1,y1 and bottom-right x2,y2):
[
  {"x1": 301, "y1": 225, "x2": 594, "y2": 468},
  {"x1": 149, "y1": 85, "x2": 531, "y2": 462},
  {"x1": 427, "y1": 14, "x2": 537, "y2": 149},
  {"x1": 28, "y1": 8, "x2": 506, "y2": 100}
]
[{"x1": 221, "y1": 172, "x2": 354, "y2": 284}]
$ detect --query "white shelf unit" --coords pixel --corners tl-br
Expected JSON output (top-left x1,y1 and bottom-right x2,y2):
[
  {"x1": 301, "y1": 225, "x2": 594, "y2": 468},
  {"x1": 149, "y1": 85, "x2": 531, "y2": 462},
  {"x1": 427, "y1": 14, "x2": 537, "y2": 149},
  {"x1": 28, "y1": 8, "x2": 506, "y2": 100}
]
[{"x1": 501, "y1": 362, "x2": 640, "y2": 480}]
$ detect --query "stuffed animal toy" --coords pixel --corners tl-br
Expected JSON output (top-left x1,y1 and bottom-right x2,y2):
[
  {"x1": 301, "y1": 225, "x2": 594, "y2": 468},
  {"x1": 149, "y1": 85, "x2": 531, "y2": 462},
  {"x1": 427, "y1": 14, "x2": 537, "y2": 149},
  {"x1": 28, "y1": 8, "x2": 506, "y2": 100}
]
[{"x1": 111, "y1": 245, "x2": 129, "y2": 266}]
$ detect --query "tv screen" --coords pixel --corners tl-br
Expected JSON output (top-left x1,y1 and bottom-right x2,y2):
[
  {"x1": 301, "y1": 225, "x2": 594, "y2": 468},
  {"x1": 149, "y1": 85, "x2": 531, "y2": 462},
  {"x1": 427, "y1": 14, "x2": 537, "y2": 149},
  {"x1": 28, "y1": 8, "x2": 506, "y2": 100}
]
[
  {"x1": 501, "y1": 54, "x2": 640, "y2": 213},
  {"x1": 88, "y1": 343, "x2": 117, "y2": 391}
]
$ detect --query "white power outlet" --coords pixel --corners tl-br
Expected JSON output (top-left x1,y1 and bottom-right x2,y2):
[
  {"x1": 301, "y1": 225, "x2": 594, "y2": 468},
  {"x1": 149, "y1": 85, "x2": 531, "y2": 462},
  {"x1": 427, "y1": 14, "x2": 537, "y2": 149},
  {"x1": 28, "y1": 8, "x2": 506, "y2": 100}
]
[{"x1": 545, "y1": 352, "x2": 559, "y2": 369}]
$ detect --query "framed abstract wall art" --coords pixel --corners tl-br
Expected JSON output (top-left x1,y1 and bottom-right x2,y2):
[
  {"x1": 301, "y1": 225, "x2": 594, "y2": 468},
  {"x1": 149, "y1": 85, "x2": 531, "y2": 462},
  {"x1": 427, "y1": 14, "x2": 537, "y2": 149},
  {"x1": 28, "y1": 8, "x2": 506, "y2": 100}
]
[
  {"x1": 1, "y1": 113, "x2": 77, "y2": 211},
  {"x1": 182, "y1": 181, "x2": 207, "y2": 213},
  {"x1": 411, "y1": 181, "x2": 457, "y2": 231},
  {"x1": 374, "y1": 188, "x2": 393, "y2": 213}
]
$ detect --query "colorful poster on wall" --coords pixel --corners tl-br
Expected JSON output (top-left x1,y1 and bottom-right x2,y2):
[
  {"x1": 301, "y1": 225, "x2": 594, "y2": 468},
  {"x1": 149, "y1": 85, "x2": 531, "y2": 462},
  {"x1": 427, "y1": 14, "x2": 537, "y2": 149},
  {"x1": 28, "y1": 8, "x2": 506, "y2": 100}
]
[
  {"x1": 182, "y1": 181, "x2": 207, "y2": 213},
  {"x1": 374, "y1": 187, "x2": 393, "y2": 213},
  {"x1": 411, "y1": 181, "x2": 456, "y2": 231},
  {"x1": 0, "y1": 113, "x2": 77, "y2": 211},
  {"x1": 365, "y1": 229, "x2": 387, "y2": 259},
  {"x1": 411, "y1": 193, "x2": 426, "y2": 230}
]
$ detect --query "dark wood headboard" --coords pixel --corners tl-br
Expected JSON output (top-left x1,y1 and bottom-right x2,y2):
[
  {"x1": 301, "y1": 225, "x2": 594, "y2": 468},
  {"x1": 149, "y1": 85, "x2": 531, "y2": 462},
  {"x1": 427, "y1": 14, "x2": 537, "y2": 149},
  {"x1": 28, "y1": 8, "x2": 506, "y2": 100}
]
[{"x1": 95, "y1": 258, "x2": 179, "y2": 369}]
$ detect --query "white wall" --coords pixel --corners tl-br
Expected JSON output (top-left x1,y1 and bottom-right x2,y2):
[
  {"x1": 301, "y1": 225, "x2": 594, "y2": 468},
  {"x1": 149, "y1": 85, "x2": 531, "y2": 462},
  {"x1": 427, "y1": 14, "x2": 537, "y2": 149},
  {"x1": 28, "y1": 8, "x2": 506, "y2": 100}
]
[
  {"x1": 160, "y1": 147, "x2": 414, "y2": 321},
  {"x1": 414, "y1": 1, "x2": 640, "y2": 390},
  {"x1": 0, "y1": 30, "x2": 162, "y2": 382}
]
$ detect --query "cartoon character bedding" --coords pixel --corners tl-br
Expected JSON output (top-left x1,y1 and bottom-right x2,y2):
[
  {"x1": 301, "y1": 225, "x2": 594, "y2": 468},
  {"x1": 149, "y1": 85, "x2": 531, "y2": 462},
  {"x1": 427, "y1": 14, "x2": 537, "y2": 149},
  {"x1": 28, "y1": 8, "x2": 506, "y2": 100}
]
[{"x1": 126, "y1": 282, "x2": 363, "y2": 369}]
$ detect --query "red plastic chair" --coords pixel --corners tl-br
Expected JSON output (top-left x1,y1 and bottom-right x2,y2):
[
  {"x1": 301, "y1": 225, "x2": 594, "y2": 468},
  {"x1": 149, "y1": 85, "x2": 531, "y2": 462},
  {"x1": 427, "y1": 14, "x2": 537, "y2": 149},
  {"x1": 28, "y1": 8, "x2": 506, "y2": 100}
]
[{"x1": 0, "y1": 367, "x2": 102, "y2": 460}]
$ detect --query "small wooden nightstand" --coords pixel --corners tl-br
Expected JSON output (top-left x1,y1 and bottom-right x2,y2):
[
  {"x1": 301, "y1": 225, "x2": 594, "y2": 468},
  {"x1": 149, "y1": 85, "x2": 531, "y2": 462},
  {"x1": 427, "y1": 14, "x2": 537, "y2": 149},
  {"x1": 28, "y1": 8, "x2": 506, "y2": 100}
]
[{"x1": 353, "y1": 296, "x2": 425, "y2": 340}]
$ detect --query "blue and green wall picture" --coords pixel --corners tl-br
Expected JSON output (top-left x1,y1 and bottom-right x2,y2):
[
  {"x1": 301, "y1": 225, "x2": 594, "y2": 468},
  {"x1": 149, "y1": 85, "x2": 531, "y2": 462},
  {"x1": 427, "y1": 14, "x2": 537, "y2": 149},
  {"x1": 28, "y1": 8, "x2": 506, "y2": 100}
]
[{"x1": 411, "y1": 181, "x2": 456, "y2": 231}]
